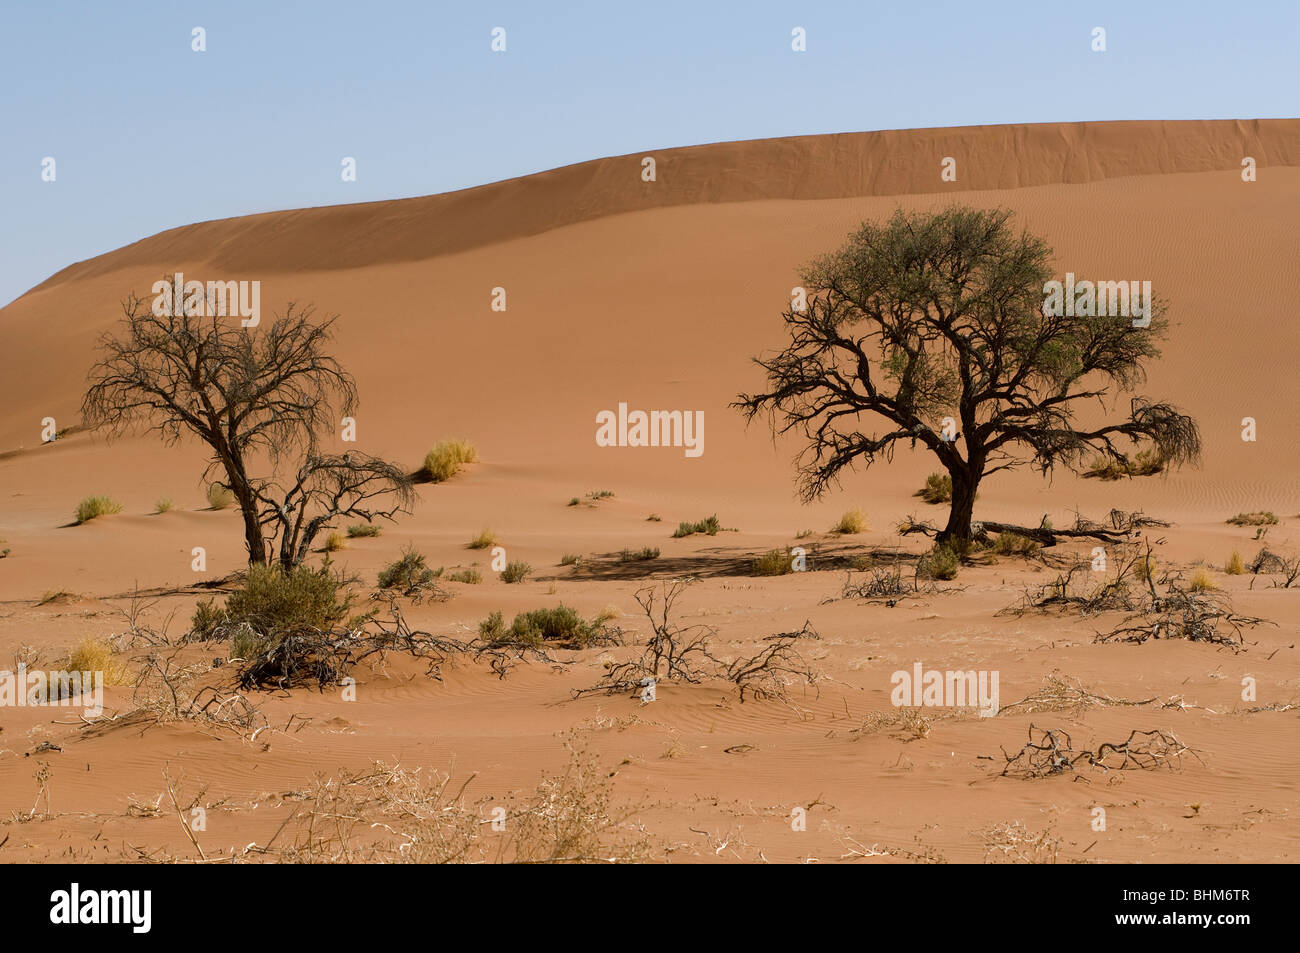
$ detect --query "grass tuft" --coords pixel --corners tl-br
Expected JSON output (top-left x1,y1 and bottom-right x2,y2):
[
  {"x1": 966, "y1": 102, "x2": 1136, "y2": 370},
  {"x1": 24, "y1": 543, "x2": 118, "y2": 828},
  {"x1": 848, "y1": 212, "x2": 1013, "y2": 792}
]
[
  {"x1": 830, "y1": 507, "x2": 868, "y2": 535},
  {"x1": 422, "y1": 439, "x2": 478, "y2": 483},
  {"x1": 75, "y1": 496, "x2": 123, "y2": 524},
  {"x1": 917, "y1": 473, "x2": 952, "y2": 504},
  {"x1": 501, "y1": 561, "x2": 532, "y2": 584},
  {"x1": 206, "y1": 482, "x2": 236, "y2": 509},
  {"x1": 468, "y1": 528, "x2": 498, "y2": 550}
]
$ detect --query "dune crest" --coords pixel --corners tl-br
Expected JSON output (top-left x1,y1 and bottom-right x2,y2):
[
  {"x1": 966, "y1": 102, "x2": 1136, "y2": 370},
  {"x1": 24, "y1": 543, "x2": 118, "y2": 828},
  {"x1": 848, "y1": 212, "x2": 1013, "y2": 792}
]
[{"x1": 25, "y1": 118, "x2": 1300, "y2": 290}]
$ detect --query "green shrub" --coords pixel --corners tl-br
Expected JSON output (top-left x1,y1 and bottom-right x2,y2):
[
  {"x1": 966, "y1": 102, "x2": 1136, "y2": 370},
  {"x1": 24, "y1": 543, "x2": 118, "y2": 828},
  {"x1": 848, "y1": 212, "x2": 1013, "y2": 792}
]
[
  {"x1": 672, "y1": 515, "x2": 723, "y2": 538},
  {"x1": 918, "y1": 543, "x2": 960, "y2": 581},
  {"x1": 646, "y1": 514, "x2": 662, "y2": 522},
  {"x1": 568, "y1": 497, "x2": 581, "y2": 506},
  {"x1": 1227, "y1": 511, "x2": 1278, "y2": 527},
  {"x1": 918, "y1": 473, "x2": 952, "y2": 504},
  {"x1": 347, "y1": 524, "x2": 381, "y2": 538},
  {"x1": 378, "y1": 547, "x2": 439, "y2": 591},
  {"x1": 991, "y1": 531, "x2": 1040, "y2": 557},
  {"x1": 560, "y1": 553, "x2": 581, "y2": 566},
  {"x1": 191, "y1": 563, "x2": 349, "y2": 641},
  {"x1": 229, "y1": 623, "x2": 267, "y2": 661},
  {"x1": 620, "y1": 547, "x2": 660, "y2": 562},
  {"x1": 206, "y1": 482, "x2": 236, "y2": 509},
  {"x1": 422, "y1": 439, "x2": 478, "y2": 482},
  {"x1": 480, "y1": 605, "x2": 600, "y2": 649},
  {"x1": 830, "y1": 507, "x2": 868, "y2": 535},
  {"x1": 479, "y1": 610, "x2": 506, "y2": 641},
  {"x1": 75, "y1": 496, "x2": 123, "y2": 524},
  {"x1": 446, "y1": 568, "x2": 482, "y2": 584},
  {"x1": 751, "y1": 548, "x2": 794, "y2": 576},
  {"x1": 501, "y1": 561, "x2": 532, "y2": 584}
]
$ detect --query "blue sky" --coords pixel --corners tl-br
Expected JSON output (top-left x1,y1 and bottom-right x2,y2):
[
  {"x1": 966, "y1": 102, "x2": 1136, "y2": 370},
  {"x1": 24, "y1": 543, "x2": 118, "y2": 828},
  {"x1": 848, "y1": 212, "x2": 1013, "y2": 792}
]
[{"x1": 1, "y1": 0, "x2": 1296, "y2": 306}]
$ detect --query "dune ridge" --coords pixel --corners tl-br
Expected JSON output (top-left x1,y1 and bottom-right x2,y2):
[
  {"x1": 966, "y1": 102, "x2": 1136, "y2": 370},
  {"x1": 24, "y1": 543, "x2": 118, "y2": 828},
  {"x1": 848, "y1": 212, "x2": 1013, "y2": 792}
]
[{"x1": 23, "y1": 118, "x2": 1300, "y2": 291}]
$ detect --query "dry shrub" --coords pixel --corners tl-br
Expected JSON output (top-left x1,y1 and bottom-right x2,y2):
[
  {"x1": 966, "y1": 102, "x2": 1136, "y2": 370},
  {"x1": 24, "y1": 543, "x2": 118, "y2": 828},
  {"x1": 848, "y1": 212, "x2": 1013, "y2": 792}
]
[
  {"x1": 999, "y1": 724, "x2": 1194, "y2": 778},
  {"x1": 268, "y1": 740, "x2": 650, "y2": 863},
  {"x1": 839, "y1": 564, "x2": 911, "y2": 601},
  {"x1": 981, "y1": 821, "x2": 1061, "y2": 864},
  {"x1": 999, "y1": 673, "x2": 1155, "y2": 716},
  {"x1": 853, "y1": 707, "x2": 959, "y2": 741},
  {"x1": 1225, "y1": 550, "x2": 1245, "y2": 575}
]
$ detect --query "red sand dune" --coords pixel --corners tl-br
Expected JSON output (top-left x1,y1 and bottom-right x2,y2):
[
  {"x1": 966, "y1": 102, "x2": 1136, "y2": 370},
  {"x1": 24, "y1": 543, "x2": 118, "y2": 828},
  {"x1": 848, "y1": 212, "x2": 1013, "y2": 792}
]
[{"x1": 0, "y1": 119, "x2": 1297, "y2": 863}]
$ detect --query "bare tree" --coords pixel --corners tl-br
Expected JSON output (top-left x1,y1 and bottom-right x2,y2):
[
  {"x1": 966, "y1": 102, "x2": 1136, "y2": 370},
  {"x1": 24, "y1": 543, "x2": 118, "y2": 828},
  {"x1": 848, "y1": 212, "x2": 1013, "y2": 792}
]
[
  {"x1": 735, "y1": 207, "x2": 1200, "y2": 541},
  {"x1": 83, "y1": 286, "x2": 406, "y2": 565},
  {"x1": 258, "y1": 452, "x2": 414, "y2": 569}
]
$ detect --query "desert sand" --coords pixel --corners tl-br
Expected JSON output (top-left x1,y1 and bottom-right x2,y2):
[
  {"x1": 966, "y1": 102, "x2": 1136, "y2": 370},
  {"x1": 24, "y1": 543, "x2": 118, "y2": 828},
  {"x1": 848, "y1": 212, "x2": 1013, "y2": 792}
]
[{"x1": 0, "y1": 119, "x2": 1297, "y2": 863}]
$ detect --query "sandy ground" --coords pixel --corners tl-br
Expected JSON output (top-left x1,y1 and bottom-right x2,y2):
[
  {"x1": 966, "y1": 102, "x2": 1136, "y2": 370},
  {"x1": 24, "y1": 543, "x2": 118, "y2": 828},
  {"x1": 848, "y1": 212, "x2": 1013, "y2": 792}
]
[{"x1": 0, "y1": 119, "x2": 1297, "y2": 863}]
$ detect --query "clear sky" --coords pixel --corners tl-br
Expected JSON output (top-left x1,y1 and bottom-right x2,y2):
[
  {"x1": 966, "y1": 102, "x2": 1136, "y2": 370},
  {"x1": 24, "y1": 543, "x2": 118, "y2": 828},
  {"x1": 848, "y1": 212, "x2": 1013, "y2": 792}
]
[{"x1": 2, "y1": 0, "x2": 1296, "y2": 307}]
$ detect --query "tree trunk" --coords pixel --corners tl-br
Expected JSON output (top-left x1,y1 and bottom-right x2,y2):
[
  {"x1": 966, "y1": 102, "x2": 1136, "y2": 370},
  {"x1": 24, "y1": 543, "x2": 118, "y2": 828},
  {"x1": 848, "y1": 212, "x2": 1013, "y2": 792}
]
[
  {"x1": 237, "y1": 491, "x2": 267, "y2": 565},
  {"x1": 940, "y1": 466, "x2": 979, "y2": 542},
  {"x1": 217, "y1": 449, "x2": 268, "y2": 566}
]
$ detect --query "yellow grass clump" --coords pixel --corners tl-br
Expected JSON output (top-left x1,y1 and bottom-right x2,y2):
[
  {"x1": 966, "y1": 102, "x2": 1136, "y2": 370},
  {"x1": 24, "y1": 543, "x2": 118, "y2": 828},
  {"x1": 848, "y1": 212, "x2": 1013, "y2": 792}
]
[
  {"x1": 831, "y1": 507, "x2": 868, "y2": 535},
  {"x1": 469, "y1": 528, "x2": 498, "y2": 550},
  {"x1": 424, "y1": 439, "x2": 478, "y2": 482},
  {"x1": 206, "y1": 482, "x2": 236, "y2": 509},
  {"x1": 65, "y1": 637, "x2": 129, "y2": 686}
]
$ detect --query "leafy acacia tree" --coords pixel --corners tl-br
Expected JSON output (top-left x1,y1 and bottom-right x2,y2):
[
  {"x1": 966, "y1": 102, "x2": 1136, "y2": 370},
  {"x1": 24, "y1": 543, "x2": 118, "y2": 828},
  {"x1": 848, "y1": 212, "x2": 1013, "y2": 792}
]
[
  {"x1": 83, "y1": 289, "x2": 412, "y2": 565},
  {"x1": 735, "y1": 207, "x2": 1201, "y2": 542}
]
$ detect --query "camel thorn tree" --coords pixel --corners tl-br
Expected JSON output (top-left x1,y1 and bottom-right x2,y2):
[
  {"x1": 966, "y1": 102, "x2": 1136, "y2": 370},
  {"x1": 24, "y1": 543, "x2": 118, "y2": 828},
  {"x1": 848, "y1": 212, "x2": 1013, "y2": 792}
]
[{"x1": 734, "y1": 207, "x2": 1200, "y2": 543}]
